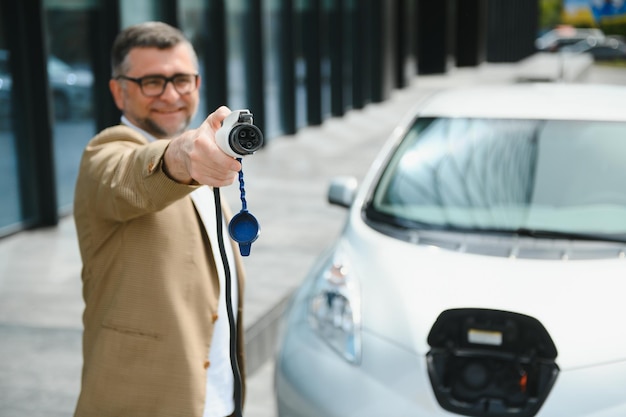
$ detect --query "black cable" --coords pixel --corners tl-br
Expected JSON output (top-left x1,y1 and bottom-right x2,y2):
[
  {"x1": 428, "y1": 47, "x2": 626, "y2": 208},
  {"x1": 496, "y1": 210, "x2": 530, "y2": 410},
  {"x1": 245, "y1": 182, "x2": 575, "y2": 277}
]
[{"x1": 213, "y1": 186, "x2": 244, "y2": 417}]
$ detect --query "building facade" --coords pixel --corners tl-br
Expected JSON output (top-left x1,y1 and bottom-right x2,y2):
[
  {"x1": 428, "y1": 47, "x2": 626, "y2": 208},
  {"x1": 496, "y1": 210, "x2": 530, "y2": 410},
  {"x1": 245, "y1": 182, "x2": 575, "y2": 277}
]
[{"x1": 0, "y1": 0, "x2": 537, "y2": 237}]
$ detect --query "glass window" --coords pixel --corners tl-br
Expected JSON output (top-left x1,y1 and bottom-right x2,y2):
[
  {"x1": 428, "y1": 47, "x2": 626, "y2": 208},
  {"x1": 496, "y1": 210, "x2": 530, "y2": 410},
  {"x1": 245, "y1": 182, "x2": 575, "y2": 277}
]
[
  {"x1": 294, "y1": 1, "x2": 307, "y2": 129},
  {"x1": 264, "y1": 0, "x2": 282, "y2": 138},
  {"x1": 226, "y1": 0, "x2": 248, "y2": 112},
  {"x1": 0, "y1": 11, "x2": 23, "y2": 233},
  {"x1": 179, "y1": 0, "x2": 208, "y2": 129},
  {"x1": 120, "y1": 1, "x2": 161, "y2": 28},
  {"x1": 44, "y1": 1, "x2": 98, "y2": 213}
]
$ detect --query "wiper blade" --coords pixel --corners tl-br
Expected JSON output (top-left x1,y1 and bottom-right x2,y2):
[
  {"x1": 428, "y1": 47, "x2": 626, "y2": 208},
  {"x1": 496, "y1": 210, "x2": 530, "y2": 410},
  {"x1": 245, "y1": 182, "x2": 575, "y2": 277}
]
[
  {"x1": 510, "y1": 228, "x2": 626, "y2": 244},
  {"x1": 364, "y1": 206, "x2": 435, "y2": 230}
]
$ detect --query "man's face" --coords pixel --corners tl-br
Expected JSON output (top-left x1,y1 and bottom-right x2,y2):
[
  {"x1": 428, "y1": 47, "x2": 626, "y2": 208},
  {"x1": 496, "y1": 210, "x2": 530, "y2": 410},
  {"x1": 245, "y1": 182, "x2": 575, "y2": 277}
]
[{"x1": 110, "y1": 44, "x2": 200, "y2": 139}]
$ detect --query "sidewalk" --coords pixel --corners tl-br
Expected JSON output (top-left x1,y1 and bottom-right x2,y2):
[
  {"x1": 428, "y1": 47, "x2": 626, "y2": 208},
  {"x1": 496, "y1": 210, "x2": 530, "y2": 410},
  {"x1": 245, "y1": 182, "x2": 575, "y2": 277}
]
[{"x1": 2, "y1": 57, "x2": 616, "y2": 416}]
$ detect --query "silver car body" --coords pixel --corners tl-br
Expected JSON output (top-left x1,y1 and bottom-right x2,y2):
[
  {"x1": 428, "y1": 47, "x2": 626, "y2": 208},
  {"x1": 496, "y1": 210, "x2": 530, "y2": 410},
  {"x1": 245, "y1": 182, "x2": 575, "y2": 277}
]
[{"x1": 275, "y1": 83, "x2": 626, "y2": 417}]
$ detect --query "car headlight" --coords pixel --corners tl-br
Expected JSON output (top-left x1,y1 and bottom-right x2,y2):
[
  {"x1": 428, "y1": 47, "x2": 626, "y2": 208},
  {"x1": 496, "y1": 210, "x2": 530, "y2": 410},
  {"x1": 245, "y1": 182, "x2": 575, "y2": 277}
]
[{"x1": 308, "y1": 244, "x2": 362, "y2": 364}]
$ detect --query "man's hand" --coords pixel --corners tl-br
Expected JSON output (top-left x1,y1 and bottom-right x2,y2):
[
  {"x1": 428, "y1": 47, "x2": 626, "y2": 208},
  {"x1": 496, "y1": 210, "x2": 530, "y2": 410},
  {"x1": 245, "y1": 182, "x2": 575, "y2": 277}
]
[{"x1": 163, "y1": 106, "x2": 242, "y2": 186}]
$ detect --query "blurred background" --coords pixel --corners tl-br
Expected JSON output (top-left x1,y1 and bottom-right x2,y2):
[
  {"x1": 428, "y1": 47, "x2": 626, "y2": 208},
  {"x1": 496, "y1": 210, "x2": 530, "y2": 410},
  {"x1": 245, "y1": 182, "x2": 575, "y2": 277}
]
[{"x1": 0, "y1": 0, "x2": 625, "y2": 237}]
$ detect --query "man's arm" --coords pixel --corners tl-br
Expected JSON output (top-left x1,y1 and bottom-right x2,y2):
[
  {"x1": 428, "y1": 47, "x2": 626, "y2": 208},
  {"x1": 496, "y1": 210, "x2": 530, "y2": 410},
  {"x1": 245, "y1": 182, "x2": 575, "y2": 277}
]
[{"x1": 163, "y1": 106, "x2": 242, "y2": 186}]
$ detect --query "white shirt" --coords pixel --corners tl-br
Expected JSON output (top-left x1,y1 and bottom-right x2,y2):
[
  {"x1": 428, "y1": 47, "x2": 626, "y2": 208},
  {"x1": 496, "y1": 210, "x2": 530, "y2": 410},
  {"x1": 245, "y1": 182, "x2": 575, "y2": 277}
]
[
  {"x1": 120, "y1": 117, "x2": 238, "y2": 416},
  {"x1": 191, "y1": 186, "x2": 238, "y2": 417}
]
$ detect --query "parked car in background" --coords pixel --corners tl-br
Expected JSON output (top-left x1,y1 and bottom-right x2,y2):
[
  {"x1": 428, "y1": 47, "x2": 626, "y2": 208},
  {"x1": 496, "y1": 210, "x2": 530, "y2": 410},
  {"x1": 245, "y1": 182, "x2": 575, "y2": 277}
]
[
  {"x1": 46, "y1": 55, "x2": 93, "y2": 119},
  {"x1": 535, "y1": 26, "x2": 605, "y2": 52},
  {"x1": 0, "y1": 50, "x2": 93, "y2": 121},
  {"x1": 562, "y1": 36, "x2": 626, "y2": 61},
  {"x1": 274, "y1": 83, "x2": 626, "y2": 417}
]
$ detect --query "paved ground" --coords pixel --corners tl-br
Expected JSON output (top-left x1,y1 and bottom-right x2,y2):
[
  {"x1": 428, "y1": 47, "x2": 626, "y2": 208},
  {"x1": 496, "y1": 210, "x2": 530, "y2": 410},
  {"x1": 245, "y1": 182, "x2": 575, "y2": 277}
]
[{"x1": 1, "y1": 56, "x2": 625, "y2": 417}]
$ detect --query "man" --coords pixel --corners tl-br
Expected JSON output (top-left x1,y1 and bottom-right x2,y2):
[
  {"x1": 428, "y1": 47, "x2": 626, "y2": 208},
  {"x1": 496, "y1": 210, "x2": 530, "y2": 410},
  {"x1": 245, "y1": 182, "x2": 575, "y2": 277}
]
[{"x1": 73, "y1": 21, "x2": 246, "y2": 417}]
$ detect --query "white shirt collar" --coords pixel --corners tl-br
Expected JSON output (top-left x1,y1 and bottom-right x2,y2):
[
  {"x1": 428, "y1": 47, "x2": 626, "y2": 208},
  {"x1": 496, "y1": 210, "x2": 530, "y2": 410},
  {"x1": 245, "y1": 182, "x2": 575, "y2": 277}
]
[{"x1": 121, "y1": 115, "x2": 157, "y2": 143}]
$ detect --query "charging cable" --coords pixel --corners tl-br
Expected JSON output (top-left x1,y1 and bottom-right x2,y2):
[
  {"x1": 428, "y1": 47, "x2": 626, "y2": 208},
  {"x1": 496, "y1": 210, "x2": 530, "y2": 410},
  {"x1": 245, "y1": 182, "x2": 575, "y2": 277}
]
[
  {"x1": 213, "y1": 186, "x2": 244, "y2": 417},
  {"x1": 210, "y1": 109, "x2": 263, "y2": 416}
]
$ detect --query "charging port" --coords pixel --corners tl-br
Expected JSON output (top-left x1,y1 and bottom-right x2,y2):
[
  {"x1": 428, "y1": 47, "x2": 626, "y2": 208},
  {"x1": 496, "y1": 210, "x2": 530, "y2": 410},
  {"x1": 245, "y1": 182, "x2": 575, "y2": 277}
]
[{"x1": 427, "y1": 309, "x2": 559, "y2": 417}]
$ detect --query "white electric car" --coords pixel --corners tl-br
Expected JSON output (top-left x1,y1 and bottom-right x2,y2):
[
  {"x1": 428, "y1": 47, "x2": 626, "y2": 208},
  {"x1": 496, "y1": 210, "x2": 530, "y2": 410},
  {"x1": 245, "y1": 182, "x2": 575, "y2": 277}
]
[{"x1": 274, "y1": 83, "x2": 626, "y2": 417}]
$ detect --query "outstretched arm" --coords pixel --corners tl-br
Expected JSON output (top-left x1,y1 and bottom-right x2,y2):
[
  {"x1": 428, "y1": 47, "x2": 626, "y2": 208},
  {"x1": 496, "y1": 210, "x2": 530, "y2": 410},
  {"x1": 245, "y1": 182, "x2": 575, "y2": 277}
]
[{"x1": 163, "y1": 106, "x2": 242, "y2": 186}]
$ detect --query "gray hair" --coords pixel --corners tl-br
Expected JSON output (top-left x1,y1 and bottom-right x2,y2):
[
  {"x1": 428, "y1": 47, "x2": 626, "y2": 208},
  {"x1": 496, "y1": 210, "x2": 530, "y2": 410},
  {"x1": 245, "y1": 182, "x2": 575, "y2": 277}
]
[{"x1": 111, "y1": 21, "x2": 198, "y2": 77}]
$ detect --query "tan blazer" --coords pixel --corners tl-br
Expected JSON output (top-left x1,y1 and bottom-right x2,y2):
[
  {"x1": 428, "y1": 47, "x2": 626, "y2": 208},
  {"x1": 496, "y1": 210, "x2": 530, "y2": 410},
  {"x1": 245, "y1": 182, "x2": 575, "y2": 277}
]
[{"x1": 73, "y1": 125, "x2": 246, "y2": 417}]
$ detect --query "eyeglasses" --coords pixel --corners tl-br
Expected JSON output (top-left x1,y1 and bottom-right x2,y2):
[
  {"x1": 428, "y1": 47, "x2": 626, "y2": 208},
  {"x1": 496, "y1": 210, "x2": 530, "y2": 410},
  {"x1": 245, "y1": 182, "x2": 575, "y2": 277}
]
[{"x1": 116, "y1": 73, "x2": 199, "y2": 97}]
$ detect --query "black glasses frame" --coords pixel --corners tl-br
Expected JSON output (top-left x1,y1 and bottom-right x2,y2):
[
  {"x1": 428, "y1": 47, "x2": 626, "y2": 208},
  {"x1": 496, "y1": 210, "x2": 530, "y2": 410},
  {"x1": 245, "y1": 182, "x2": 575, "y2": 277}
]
[{"x1": 116, "y1": 73, "x2": 199, "y2": 97}]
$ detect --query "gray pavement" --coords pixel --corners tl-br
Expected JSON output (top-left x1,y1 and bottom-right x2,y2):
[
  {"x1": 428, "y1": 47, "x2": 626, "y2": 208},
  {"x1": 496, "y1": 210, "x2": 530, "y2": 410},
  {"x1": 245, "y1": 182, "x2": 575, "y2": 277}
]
[{"x1": 1, "y1": 56, "x2": 625, "y2": 417}]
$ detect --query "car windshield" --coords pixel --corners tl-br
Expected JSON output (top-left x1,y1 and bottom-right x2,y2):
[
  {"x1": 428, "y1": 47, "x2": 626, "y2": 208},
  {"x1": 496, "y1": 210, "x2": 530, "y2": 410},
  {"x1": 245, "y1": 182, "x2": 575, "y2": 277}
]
[{"x1": 366, "y1": 117, "x2": 626, "y2": 241}]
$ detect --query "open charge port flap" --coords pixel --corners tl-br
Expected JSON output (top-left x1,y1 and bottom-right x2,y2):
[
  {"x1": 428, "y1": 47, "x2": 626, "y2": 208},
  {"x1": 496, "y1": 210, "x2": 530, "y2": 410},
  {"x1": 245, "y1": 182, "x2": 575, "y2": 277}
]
[{"x1": 426, "y1": 309, "x2": 559, "y2": 417}]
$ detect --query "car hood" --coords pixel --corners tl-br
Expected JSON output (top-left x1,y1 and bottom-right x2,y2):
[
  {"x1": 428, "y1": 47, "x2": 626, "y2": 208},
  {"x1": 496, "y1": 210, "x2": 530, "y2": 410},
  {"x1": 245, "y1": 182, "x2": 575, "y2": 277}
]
[{"x1": 344, "y1": 219, "x2": 626, "y2": 370}]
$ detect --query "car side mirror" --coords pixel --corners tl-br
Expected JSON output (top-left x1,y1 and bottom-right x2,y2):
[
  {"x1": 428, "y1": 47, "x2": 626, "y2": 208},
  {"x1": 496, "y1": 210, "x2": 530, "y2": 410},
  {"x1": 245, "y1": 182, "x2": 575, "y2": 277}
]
[{"x1": 327, "y1": 176, "x2": 358, "y2": 208}]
